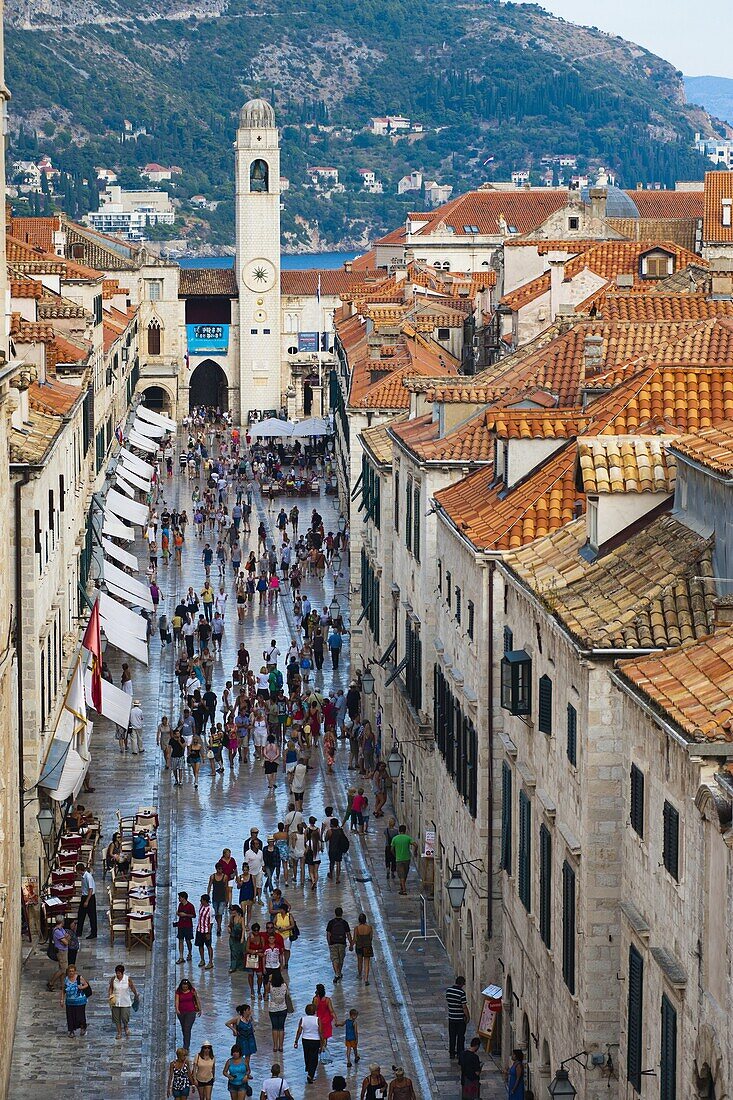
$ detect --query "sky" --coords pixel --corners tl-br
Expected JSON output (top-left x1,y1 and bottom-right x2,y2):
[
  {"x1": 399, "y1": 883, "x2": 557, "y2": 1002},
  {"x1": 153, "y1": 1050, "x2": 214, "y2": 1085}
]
[{"x1": 514, "y1": 0, "x2": 733, "y2": 79}]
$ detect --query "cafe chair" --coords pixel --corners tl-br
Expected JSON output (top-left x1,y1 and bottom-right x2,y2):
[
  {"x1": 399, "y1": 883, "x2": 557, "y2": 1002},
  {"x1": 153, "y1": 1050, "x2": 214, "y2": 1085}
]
[
  {"x1": 108, "y1": 909, "x2": 128, "y2": 946},
  {"x1": 127, "y1": 914, "x2": 154, "y2": 950}
]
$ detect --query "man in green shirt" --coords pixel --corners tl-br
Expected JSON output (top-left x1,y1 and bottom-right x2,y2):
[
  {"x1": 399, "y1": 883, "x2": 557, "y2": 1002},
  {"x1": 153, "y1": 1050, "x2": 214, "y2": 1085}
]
[{"x1": 391, "y1": 825, "x2": 417, "y2": 895}]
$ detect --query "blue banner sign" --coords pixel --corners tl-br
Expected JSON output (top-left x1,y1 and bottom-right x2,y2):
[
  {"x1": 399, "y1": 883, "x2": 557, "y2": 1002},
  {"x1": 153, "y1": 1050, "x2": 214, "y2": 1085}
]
[
  {"x1": 298, "y1": 331, "x2": 320, "y2": 353},
  {"x1": 187, "y1": 323, "x2": 229, "y2": 354}
]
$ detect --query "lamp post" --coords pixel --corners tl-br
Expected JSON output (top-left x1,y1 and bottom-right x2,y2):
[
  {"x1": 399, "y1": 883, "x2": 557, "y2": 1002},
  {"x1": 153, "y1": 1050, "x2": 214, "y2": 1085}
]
[
  {"x1": 331, "y1": 551, "x2": 342, "y2": 578},
  {"x1": 547, "y1": 1068, "x2": 576, "y2": 1098},
  {"x1": 446, "y1": 868, "x2": 467, "y2": 911},
  {"x1": 337, "y1": 515, "x2": 346, "y2": 534},
  {"x1": 37, "y1": 808, "x2": 54, "y2": 856},
  {"x1": 361, "y1": 667, "x2": 375, "y2": 695},
  {"x1": 387, "y1": 745, "x2": 403, "y2": 781},
  {"x1": 329, "y1": 595, "x2": 341, "y2": 620}
]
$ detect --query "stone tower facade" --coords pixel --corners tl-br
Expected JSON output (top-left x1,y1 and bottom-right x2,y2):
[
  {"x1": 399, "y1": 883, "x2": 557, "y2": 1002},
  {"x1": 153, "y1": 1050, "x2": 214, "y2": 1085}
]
[{"x1": 235, "y1": 98, "x2": 282, "y2": 417}]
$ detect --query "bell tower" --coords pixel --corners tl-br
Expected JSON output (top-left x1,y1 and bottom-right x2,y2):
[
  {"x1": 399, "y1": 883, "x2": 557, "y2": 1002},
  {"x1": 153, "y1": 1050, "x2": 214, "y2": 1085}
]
[{"x1": 235, "y1": 98, "x2": 282, "y2": 417}]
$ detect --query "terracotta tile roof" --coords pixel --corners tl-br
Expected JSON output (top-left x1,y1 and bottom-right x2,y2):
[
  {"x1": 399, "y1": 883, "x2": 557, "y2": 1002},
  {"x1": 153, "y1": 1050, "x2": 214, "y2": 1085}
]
[
  {"x1": 64, "y1": 221, "x2": 141, "y2": 272},
  {"x1": 504, "y1": 239, "x2": 600, "y2": 253},
  {"x1": 502, "y1": 240, "x2": 704, "y2": 312},
  {"x1": 606, "y1": 217, "x2": 699, "y2": 252},
  {"x1": 669, "y1": 423, "x2": 733, "y2": 474},
  {"x1": 366, "y1": 297, "x2": 470, "y2": 329},
  {"x1": 356, "y1": 353, "x2": 458, "y2": 410},
  {"x1": 616, "y1": 628, "x2": 733, "y2": 741},
  {"x1": 351, "y1": 249, "x2": 379, "y2": 270},
  {"x1": 179, "y1": 267, "x2": 238, "y2": 297},
  {"x1": 9, "y1": 216, "x2": 61, "y2": 253},
  {"x1": 374, "y1": 225, "x2": 407, "y2": 247},
  {"x1": 409, "y1": 263, "x2": 496, "y2": 293},
  {"x1": 599, "y1": 294, "x2": 733, "y2": 322},
  {"x1": 10, "y1": 273, "x2": 43, "y2": 299},
  {"x1": 6, "y1": 233, "x2": 102, "y2": 280},
  {"x1": 704, "y1": 171, "x2": 733, "y2": 243},
  {"x1": 28, "y1": 378, "x2": 82, "y2": 416},
  {"x1": 435, "y1": 444, "x2": 579, "y2": 551},
  {"x1": 9, "y1": 408, "x2": 63, "y2": 464},
  {"x1": 625, "y1": 190, "x2": 705, "y2": 220},
  {"x1": 410, "y1": 189, "x2": 569, "y2": 237},
  {"x1": 10, "y1": 313, "x2": 55, "y2": 342},
  {"x1": 102, "y1": 278, "x2": 129, "y2": 299},
  {"x1": 38, "y1": 293, "x2": 87, "y2": 320},
  {"x1": 360, "y1": 413, "x2": 407, "y2": 465},
  {"x1": 54, "y1": 333, "x2": 91, "y2": 364},
  {"x1": 577, "y1": 436, "x2": 677, "y2": 493},
  {"x1": 281, "y1": 268, "x2": 378, "y2": 297},
  {"x1": 505, "y1": 513, "x2": 716, "y2": 649}
]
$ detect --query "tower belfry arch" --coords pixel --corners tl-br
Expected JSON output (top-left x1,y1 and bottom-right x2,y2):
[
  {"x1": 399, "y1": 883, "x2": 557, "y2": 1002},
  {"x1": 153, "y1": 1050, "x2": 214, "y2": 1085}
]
[{"x1": 235, "y1": 98, "x2": 282, "y2": 417}]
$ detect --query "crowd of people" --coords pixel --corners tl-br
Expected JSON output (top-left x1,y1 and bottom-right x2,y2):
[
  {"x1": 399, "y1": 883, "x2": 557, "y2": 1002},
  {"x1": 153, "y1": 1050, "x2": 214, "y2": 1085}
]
[{"x1": 52, "y1": 405, "x2": 488, "y2": 1099}]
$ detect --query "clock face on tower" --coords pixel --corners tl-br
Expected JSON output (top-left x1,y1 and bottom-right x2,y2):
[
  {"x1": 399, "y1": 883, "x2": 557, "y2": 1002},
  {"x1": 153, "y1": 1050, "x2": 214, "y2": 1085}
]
[{"x1": 242, "y1": 257, "x2": 276, "y2": 294}]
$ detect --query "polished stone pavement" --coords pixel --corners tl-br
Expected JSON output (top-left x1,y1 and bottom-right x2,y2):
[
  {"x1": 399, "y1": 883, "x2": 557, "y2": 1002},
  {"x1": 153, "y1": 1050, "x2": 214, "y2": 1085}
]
[{"x1": 10, "y1": 435, "x2": 505, "y2": 1099}]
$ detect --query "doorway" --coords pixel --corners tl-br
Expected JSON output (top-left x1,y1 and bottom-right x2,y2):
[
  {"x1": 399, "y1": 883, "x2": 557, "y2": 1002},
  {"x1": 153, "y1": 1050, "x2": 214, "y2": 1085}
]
[
  {"x1": 189, "y1": 359, "x2": 228, "y2": 412},
  {"x1": 142, "y1": 385, "x2": 171, "y2": 413}
]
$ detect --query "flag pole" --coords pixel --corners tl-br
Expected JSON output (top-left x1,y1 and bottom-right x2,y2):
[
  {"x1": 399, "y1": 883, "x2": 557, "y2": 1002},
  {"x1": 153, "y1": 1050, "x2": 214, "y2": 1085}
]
[{"x1": 317, "y1": 271, "x2": 322, "y2": 417}]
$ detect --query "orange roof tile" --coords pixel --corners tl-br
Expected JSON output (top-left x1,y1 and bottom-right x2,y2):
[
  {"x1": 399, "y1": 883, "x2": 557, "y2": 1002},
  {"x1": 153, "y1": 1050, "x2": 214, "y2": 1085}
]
[
  {"x1": 669, "y1": 422, "x2": 733, "y2": 474},
  {"x1": 704, "y1": 171, "x2": 733, "y2": 243},
  {"x1": 617, "y1": 627, "x2": 733, "y2": 741},
  {"x1": 435, "y1": 444, "x2": 579, "y2": 551},
  {"x1": 374, "y1": 225, "x2": 407, "y2": 247},
  {"x1": 9, "y1": 216, "x2": 61, "y2": 253},
  {"x1": 626, "y1": 190, "x2": 704, "y2": 220},
  {"x1": 281, "y1": 268, "x2": 377, "y2": 297},
  {"x1": 504, "y1": 239, "x2": 600, "y2": 253},
  {"x1": 10, "y1": 313, "x2": 55, "y2": 342},
  {"x1": 411, "y1": 189, "x2": 569, "y2": 237},
  {"x1": 600, "y1": 293, "x2": 733, "y2": 323},
  {"x1": 577, "y1": 436, "x2": 676, "y2": 493},
  {"x1": 10, "y1": 274, "x2": 43, "y2": 299},
  {"x1": 351, "y1": 250, "x2": 379, "y2": 270},
  {"x1": 179, "y1": 267, "x2": 238, "y2": 296},
  {"x1": 54, "y1": 333, "x2": 90, "y2": 364},
  {"x1": 28, "y1": 378, "x2": 82, "y2": 416}
]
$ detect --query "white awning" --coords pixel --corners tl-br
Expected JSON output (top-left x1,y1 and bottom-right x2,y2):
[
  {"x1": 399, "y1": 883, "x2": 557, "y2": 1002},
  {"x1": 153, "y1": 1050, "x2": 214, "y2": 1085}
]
[
  {"x1": 101, "y1": 537, "x2": 139, "y2": 572},
  {"x1": 119, "y1": 448, "x2": 155, "y2": 477},
  {"x1": 106, "y1": 625, "x2": 149, "y2": 665},
  {"x1": 137, "y1": 404, "x2": 176, "y2": 432},
  {"x1": 102, "y1": 515, "x2": 135, "y2": 541},
  {"x1": 103, "y1": 560, "x2": 154, "y2": 609},
  {"x1": 119, "y1": 464, "x2": 151, "y2": 492},
  {"x1": 114, "y1": 473, "x2": 136, "y2": 498},
  {"x1": 84, "y1": 670, "x2": 132, "y2": 727},
  {"x1": 133, "y1": 418, "x2": 165, "y2": 439},
  {"x1": 106, "y1": 488, "x2": 149, "y2": 527},
  {"x1": 38, "y1": 706, "x2": 92, "y2": 802},
  {"x1": 291, "y1": 416, "x2": 331, "y2": 438},
  {"x1": 128, "y1": 430, "x2": 158, "y2": 454},
  {"x1": 99, "y1": 591, "x2": 149, "y2": 642},
  {"x1": 249, "y1": 417, "x2": 293, "y2": 439}
]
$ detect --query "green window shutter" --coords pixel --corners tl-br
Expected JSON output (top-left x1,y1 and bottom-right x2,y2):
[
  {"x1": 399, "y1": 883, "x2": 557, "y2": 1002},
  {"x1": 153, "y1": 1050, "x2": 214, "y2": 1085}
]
[
  {"x1": 566, "y1": 703, "x2": 577, "y2": 766},
  {"x1": 630, "y1": 764, "x2": 644, "y2": 837},
  {"x1": 374, "y1": 473, "x2": 381, "y2": 529},
  {"x1": 405, "y1": 476, "x2": 412, "y2": 551},
  {"x1": 413, "y1": 484, "x2": 420, "y2": 561},
  {"x1": 538, "y1": 675, "x2": 553, "y2": 734},
  {"x1": 562, "y1": 860, "x2": 576, "y2": 993},
  {"x1": 663, "y1": 801, "x2": 679, "y2": 881},
  {"x1": 627, "y1": 945, "x2": 643, "y2": 1092},
  {"x1": 660, "y1": 995, "x2": 677, "y2": 1100},
  {"x1": 503, "y1": 626, "x2": 513, "y2": 653},
  {"x1": 539, "y1": 824, "x2": 551, "y2": 948},
  {"x1": 501, "y1": 762, "x2": 512, "y2": 872},
  {"x1": 518, "y1": 790, "x2": 531, "y2": 911}
]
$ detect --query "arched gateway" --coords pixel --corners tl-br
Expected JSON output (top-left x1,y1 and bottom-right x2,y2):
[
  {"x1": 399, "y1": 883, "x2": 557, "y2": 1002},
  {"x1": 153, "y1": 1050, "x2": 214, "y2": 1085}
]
[{"x1": 189, "y1": 360, "x2": 228, "y2": 412}]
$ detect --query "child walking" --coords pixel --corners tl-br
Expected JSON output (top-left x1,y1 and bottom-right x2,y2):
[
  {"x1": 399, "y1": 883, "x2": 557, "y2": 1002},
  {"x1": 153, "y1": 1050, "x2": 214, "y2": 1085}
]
[{"x1": 342, "y1": 1009, "x2": 359, "y2": 1067}]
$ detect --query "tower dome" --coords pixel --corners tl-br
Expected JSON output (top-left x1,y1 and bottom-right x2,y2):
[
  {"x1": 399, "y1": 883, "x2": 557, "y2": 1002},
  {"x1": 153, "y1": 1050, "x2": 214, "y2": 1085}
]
[{"x1": 239, "y1": 98, "x2": 276, "y2": 129}]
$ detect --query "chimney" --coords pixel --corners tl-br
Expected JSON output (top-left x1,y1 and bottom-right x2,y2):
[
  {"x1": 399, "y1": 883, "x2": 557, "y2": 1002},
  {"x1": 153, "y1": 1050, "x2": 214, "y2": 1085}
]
[
  {"x1": 583, "y1": 333, "x2": 604, "y2": 374},
  {"x1": 588, "y1": 186, "x2": 607, "y2": 222},
  {"x1": 548, "y1": 258, "x2": 566, "y2": 319},
  {"x1": 343, "y1": 261, "x2": 353, "y2": 273}
]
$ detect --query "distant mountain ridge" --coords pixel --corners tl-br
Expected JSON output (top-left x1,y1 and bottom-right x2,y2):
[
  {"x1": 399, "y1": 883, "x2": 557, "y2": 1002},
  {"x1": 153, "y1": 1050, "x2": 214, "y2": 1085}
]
[
  {"x1": 4, "y1": 0, "x2": 718, "y2": 251},
  {"x1": 685, "y1": 76, "x2": 733, "y2": 128}
]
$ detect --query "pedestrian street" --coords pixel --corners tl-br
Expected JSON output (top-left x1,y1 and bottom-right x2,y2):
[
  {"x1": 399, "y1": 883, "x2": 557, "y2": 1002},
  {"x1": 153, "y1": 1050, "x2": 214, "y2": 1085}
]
[{"x1": 10, "y1": 429, "x2": 505, "y2": 1099}]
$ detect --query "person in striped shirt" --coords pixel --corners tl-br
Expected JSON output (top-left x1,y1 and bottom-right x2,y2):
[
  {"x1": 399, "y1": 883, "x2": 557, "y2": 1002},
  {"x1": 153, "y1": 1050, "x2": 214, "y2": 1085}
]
[
  {"x1": 196, "y1": 894, "x2": 214, "y2": 969},
  {"x1": 445, "y1": 976, "x2": 470, "y2": 1059}
]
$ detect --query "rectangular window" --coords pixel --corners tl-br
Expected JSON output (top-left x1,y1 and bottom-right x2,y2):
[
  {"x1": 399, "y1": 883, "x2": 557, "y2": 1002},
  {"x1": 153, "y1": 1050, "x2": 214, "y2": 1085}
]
[
  {"x1": 538, "y1": 674, "x2": 553, "y2": 734},
  {"x1": 588, "y1": 497, "x2": 599, "y2": 547},
  {"x1": 446, "y1": 572, "x2": 452, "y2": 609},
  {"x1": 437, "y1": 560, "x2": 442, "y2": 593},
  {"x1": 566, "y1": 703, "x2": 577, "y2": 766},
  {"x1": 539, "y1": 823, "x2": 552, "y2": 948},
  {"x1": 467, "y1": 601, "x2": 475, "y2": 640},
  {"x1": 500, "y1": 762, "x2": 512, "y2": 872},
  {"x1": 663, "y1": 801, "x2": 680, "y2": 881},
  {"x1": 501, "y1": 650, "x2": 532, "y2": 716},
  {"x1": 394, "y1": 469, "x2": 400, "y2": 532},
  {"x1": 562, "y1": 860, "x2": 576, "y2": 993},
  {"x1": 59, "y1": 474, "x2": 65, "y2": 512},
  {"x1": 455, "y1": 587, "x2": 461, "y2": 624},
  {"x1": 627, "y1": 945, "x2": 644, "y2": 1092},
  {"x1": 405, "y1": 475, "x2": 413, "y2": 551},
  {"x1": 660, "y1": 995, "x2": 677, "y2": 1100},
  {"x1": 518, "y1": 790, "x2": 531, "y2": 912},
  {"x1": 48, "y1": 489, "x2": 54, "y2": 534},
  {"x1": 503, "y1": 626, "x2": 513, "y2": 653},
  {"x1": 630, "y1": 764, "x2": 645, "y2": 838},
  {"x1": 146, "y1": 279, "x2": 163, "y2": 300},
  {"x1": 413, "y1": 484, "x2": 420, "y2": 561}
]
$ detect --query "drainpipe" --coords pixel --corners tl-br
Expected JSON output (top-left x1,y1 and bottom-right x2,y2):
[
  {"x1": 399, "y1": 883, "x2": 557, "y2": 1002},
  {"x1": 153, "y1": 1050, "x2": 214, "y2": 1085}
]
[
  {"x1": 15, "y1": 471, "x2": 31, "y2": 846},
  {"x1": 487, "y1": 559, "x2": 495, "y2": 940}
]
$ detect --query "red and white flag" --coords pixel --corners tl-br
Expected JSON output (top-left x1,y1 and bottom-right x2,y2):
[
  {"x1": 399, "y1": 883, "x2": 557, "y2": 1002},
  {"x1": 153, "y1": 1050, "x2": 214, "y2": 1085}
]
[{"x1": 82, "y1": 598, "x2": 103, "y2": 713}]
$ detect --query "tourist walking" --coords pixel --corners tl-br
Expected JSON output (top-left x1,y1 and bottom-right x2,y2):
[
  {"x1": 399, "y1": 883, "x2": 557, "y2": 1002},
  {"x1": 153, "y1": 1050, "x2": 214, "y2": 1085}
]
[
  {"x1": 61, "y1": 963, "x2": 90, "y2": 1038},
  {"x1": 108, "y1": 964, "x2": 138, "y2": 1039},
  {"x1": 359, "y1": 1065, "x2": 388, "y2": 1100},
  {"x1": 223, "y1": 1046, "x2": 252, "y2": 1100},
  {"x1": 294, "y1": 1003, "x2": 323, "y2": 1084},
  {"x1": 46, "y1": 915, "x2": 70, "y2": 991},
  {"x1": 390, "y1": 825, "x2": 417, "y2": 895},
  {"x1": 446, "y1": 975, "x2": 470, "y2": 1059},
  {"x1": 260, "y1": 1063, "x2": 294, "y2": 1100},
  {"x1": 326, "y1": 907, "x2": 353, "y2": 983},
  {"x1": 175, "y1": 977, "x2": 202, "y2": 1050},
  {"x1": 387, "y1": 1067, "x2": 417, "y2": 1100},
  {"x1": 76, "y1": 861, "x2": 97, "y2": 938},
  {"x1": 196, "y1": 893, "x2": 214, "y2": 968},
  {"x1": 354, "y1": 914, "x2": 374, "y2": 985},
  {"x1": 229, "y1": 904, "x2": 247, "y2": 972},
  {"x1": 193, "y1": 1043, "x2": 217, "y2": 1100},
  {"x1": 168, "y1": 1049, "x2": 194, "y2": 1100},
  {"x1": 226, "y1": 1003, "x2": 257, "y2": 1070},
  {"x1": 267, "y1": 971, "x2": 290, "y2": 1052},
  {"x1": 460, "y1": 1037, "x2": 483, "y2": 1099}
]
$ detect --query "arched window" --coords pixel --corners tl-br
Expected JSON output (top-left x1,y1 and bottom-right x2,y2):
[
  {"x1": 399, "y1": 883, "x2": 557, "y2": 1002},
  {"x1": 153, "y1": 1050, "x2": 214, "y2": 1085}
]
[
  {"x1": 250, "y1": 159, "x2": 269, "y2": 193},
  {"x1": 147, "y1": 319, "x2": 161, "y2": 356},
  {"x1": 442, "y1": 261, "x2": 451, "y2": 271},
  {"x1": 287, "y1": 346, "x2": 298, "y2": 355}
]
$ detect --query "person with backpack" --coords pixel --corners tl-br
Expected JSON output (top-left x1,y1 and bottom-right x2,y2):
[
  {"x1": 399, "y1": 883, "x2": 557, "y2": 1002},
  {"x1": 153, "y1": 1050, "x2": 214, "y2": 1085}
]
[
  {"x1": 326, "y1": 818, "x2": 350, "y2": 884},
  {"x1": 328, "y1": 627, "x2": 343, "y2": 669}
]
